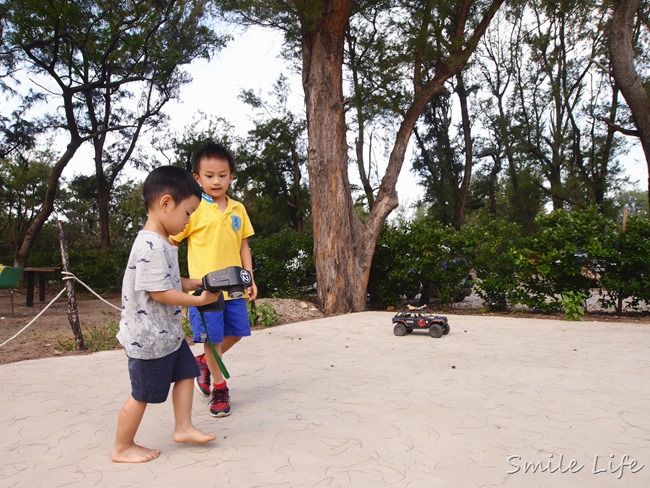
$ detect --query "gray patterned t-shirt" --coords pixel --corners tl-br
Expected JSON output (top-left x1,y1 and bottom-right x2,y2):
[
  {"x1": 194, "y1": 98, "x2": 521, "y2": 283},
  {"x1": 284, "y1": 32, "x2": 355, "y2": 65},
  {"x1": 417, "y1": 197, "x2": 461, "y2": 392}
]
[{"x1": 116, "y1": 231, "x2": 184, "y2": 359}]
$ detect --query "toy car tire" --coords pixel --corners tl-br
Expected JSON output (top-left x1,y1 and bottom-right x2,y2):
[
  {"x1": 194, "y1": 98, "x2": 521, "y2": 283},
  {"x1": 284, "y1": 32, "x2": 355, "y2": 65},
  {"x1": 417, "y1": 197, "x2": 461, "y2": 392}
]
[
  {"x1": 394, "y1": 323, "x2": 407, "y2": 336},
  {"x1": 429, "y1": 323, "x2": 444, "y2": 338},
  {"x1": 442, "y1": 322, "x2": 450, "y2": 335}
]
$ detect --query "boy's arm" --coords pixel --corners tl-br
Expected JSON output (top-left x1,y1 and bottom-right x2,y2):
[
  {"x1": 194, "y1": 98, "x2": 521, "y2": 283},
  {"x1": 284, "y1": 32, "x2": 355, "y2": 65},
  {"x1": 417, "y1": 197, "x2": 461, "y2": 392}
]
[
  {"x1": 240, "y1": 238, "x2": 258, "y2": 301},
  {"x1": 150, "y1": 288, "x2": 220, "y2": 307}
]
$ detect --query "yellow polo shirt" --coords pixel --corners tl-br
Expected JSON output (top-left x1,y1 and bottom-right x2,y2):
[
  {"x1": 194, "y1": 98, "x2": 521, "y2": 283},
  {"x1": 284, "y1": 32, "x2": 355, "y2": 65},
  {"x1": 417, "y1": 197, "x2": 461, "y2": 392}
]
[{"x1": 171, "y1": 194, "x2": 254, "y2": 299}]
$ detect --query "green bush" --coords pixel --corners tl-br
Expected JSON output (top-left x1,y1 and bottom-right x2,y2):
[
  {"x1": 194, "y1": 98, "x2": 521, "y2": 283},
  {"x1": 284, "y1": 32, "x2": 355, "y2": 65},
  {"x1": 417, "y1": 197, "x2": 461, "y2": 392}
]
[
  {"x1": 369, "y1": 219, "x2": 472, "y2": 307},
  {"x1": 250, "y1": 229, "x2": 315, "y2": 298},
  {"x1": 67, "y1": 248, "x2": 130, "y2": 293},
  {"x1": 248, "y1": 301, "x2": 280, "y2": 327},
  {"x1": 57, "y1": 320, "x2": 120, "y2": 352},
  {"x1": 598, "y1": 216, "x2": 650, "y2": 312},
  {"x1": 561, "y1": 291, "x2": 587, "y2": 321},
  {"x1": 368, "y1": 225, "x2": 413, "y2": 306},
  {"x1": 510, "y1": 207, "x2": 610, "y2": 312},
  {"x1": 463, "y1": 219, "x2": 522, "y2": 311}
]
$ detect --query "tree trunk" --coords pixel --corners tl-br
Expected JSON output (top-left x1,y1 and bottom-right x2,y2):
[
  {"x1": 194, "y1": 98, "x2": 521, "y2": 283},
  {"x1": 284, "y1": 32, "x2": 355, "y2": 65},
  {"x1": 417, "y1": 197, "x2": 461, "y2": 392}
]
[
  {"x1": 301, "y1": 0, "x2": 360, "y2": 313},
  {"x1": 610, "y1": 0, "x2": 650, "y2": 208},
  {"x1": 57, "y1": 220, "x2": 85, "y2": 350},
  {"x1": 455, "y1": 73, "x2": 472, "y2": 227},
  {"x1": 97, "y1": 177, "x2": 112, "y2": 249}
]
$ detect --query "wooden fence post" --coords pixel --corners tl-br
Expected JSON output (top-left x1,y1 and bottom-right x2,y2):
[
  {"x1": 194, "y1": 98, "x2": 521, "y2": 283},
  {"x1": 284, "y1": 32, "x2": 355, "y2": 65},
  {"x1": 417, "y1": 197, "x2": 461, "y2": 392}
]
[{"x1": 57, "y1": 220, "x2": 85, "y2": 350}]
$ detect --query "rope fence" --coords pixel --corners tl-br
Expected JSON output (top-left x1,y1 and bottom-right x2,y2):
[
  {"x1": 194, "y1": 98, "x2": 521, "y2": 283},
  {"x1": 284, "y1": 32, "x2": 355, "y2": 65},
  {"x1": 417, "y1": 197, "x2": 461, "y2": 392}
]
[{"x1": 0, "y1": 272, "x2": 120, "y2": 349}]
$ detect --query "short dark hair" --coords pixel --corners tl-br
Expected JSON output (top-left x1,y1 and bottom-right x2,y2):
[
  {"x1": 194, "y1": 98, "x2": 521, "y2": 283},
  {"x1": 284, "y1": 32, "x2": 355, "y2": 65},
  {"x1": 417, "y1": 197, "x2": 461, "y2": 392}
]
[
  {"x1": 142, "y1": 166, "x2": 201, "y2": 209},
  {"x1": 191, "y1": 141, "x2": 235, "y2": 174}
]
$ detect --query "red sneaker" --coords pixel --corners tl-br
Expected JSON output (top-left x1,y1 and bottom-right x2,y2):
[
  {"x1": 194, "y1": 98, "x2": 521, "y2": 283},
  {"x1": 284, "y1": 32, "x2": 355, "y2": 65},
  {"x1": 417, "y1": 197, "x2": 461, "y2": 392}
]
[
  {"x1": 194, "y1": 354, "x2": 211, "y2": 397},
  {"x1": 210, "y1": 385, "x2": 231, "y2": 417}
]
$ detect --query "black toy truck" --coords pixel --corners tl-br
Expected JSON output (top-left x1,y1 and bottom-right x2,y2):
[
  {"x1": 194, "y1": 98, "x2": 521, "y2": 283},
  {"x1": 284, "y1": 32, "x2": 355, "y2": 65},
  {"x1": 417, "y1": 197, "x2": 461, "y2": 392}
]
[{"x1": 392, "y1": 309, "x2": 450, "y2": 338}]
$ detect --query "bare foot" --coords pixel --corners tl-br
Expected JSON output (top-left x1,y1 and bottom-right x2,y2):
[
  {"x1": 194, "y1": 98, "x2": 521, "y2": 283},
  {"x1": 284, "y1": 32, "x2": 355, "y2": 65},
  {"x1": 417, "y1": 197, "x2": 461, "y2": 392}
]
[
  {"x1": 111, "y1": 443, "x2": 161, "y2": 463},
  {"x1": 173, "y1": 425, "x2": 216, "y2": 444}
]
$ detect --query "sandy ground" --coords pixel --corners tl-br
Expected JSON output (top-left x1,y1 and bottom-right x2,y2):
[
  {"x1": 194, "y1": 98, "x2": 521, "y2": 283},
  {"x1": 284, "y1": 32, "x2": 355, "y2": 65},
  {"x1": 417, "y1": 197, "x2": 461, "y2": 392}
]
[{"x1": 1, "y1": 312, "x2": 649, "y2": 487}]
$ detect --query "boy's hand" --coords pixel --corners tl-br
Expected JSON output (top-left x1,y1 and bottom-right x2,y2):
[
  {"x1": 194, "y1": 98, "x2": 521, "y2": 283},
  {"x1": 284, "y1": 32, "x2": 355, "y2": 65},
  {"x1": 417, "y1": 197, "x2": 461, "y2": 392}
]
[
  {"x1": 248, "y1": 281, "x2": 258, "y2": 301},
  {"x1": 195, "y1": 289, "x2": 221, "y2": 306},
  {"x1": 181, "y1": 277, "x2": 203, "y2": 293}
]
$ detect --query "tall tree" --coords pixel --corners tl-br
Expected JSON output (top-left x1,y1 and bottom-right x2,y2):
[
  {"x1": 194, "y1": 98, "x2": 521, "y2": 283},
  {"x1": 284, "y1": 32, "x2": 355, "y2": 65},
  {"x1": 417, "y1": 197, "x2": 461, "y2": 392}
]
[
  {"x1": 514, "y1": 0, "x2": 627, "y2": 211},
  {"x1": 219, "y1": 0, "x2": 505, "y2": 313},
  {"x1": 474, "y1": 11, "x2": 537, "y2": 232},
  {"x1": 0, "y1": 150, "x2": 51, "y2": 256},
  {"x1": 2, "y1": 0, "x2": 226, "y2": 265},
  {"x1": 236, "y1": 76, "x2": 309, "y2": 235},
  {"x1": 609, "y1": 0, "x2": 650, "y2": 207},
  {"x1": 412, "y1": 94, "x2": 463, "y2": 227}
]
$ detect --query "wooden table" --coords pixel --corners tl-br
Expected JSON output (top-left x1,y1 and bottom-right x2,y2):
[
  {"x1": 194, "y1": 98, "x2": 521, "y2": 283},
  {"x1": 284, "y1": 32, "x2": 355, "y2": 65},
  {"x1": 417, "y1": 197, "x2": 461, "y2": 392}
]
[{"x1": 24, "y1": 267, "x2": 60, "y2": 307}]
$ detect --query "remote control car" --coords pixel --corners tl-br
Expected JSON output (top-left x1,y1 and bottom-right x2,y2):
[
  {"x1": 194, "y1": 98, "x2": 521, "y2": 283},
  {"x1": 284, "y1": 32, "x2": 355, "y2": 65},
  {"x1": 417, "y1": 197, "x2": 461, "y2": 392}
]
[{"x1": 392, "y1": 308, "x2": 450, "y2": 338}]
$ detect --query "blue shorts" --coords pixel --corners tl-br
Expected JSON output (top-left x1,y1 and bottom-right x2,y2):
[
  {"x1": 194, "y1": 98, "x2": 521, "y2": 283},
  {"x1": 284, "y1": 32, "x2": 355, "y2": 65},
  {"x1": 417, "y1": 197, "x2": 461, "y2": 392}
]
[
  {"x1": 189, "y1": 298, "x2": 251, "y2": 344},
  {"x1": 127, "y1": 340, "x2": 198, "y2": 404}
]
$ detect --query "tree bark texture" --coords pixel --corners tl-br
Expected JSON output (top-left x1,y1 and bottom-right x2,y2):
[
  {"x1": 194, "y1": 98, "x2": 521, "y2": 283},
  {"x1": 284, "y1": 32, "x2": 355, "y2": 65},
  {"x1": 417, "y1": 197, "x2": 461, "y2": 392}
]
[
  {"x1": 301, "y1": 0, "x2": 360, "y2": 313},
  {"x1": 610, "y1": 0, "x2": 650, "y2": 207}
]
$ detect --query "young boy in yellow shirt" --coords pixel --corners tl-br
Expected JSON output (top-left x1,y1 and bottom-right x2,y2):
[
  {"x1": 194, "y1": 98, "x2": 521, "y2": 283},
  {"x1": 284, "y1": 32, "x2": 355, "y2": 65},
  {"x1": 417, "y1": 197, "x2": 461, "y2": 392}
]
[{"x1": 171, "y1": 142, "x2": 257, "y2": 417}]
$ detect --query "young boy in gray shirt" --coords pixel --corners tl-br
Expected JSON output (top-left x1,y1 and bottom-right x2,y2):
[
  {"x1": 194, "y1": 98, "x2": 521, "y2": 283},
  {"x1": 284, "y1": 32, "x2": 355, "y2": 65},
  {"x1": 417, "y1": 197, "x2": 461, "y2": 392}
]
[{"x1": 111, "y1": 166, "x2": 221, "y2": 463}]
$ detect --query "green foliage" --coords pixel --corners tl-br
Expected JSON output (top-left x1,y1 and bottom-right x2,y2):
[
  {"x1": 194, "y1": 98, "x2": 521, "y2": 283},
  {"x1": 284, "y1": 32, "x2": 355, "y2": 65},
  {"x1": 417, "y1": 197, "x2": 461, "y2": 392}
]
[
  {"x1": 250, "y1": 229, "x2": 315, "y2": 298},
  {"x1": 510, "y1": 207, "x2": 611, "y2": 312},
  {"x1": 3, "y1": 0, "x2": 229, "y2": 265},
  {"x1": 561, "y1": 291, "x2": 587, "y2": 321},
  {"x1": 0, "y1": 154, "x2": 52, "y2": 256},
  {"x1": 369, "y1": 225, "x2": 411, "y2": 306},
  {"x1": 248, "y1": 301, "x2": 280, "y2": 328},
  {"x1": 369, "y1": 219, "x2": 472, "y2": 307},
  {"x1": 370, "y1": 206, "x2": 650, "y2": 316},
  {"x1": 610, "y1": 189, "x2": 649, "y2": 219},
  {"x1": 56, "y1": 177, "x2": 146, "y2": 251},
  {"x1": 181, "y1": 314, "x2": 193, "y2": 338},
  {"x1": 597, "y1": 216, "x2": 650, "y2": 312},
  {"x1": 235, "y1": 76, "x2": 310, "y2": 236},
  {"x1": 67, "y1": 248, "x2": 131, "y2": 293},
  {"x1": 57, "y1": 319, "x2": 120, "y2": 352},
  {"x1": 463, "y1": 218, "x2": 522, "y2": 311}
]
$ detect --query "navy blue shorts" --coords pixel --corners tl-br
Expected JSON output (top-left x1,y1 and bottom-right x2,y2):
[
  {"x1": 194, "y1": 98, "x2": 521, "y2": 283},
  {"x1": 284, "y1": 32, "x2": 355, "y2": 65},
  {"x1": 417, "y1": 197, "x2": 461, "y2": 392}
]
[
  {"x1": 127, "y1": 340, "x2": 199, "y2": 404},
  {"x1": 189, "y1": 298, "x2": 251, "y2": 344}
]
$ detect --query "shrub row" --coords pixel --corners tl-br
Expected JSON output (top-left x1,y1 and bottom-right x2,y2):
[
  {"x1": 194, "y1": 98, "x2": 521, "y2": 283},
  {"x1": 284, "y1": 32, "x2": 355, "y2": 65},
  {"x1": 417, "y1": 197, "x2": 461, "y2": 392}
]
[{"x1": 13, "y1": 207, "x2": 650, "y2": 316}]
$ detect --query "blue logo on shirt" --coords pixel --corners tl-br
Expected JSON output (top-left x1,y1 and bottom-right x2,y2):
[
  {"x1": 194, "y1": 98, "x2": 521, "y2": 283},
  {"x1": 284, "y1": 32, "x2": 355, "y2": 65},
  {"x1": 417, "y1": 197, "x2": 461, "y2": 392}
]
[{"x1": 231, "y1": 215, "x2": 242, "y2": 231}]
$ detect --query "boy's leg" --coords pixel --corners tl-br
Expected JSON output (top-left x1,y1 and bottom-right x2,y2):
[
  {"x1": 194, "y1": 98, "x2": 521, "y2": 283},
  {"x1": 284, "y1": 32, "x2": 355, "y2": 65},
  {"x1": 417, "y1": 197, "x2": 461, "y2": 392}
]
[
  {"x1": 171, "y1": 378, "x2": 216, "y2": 444},
  {"x1": 189, "y1": 307, "x2": 225, "y2": 396},
  {"x1": 203, "y1": 343, "x2": 231, "y2": 417},
  {"x1": 204, "y1": 342, "x2": 225, "y2": 385},
  {"x1": 220, "y1": 335, "x2": 242, "y2": 354},
  {"x1": 111, "y1": 396, "x2": 160, "y2": 463},
  {"x1": 194, "y1": 352, "x2": 211, "y2": 397},
  {"x1": 206, "y1": 299, "x2": 252, "y2": 417}
]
